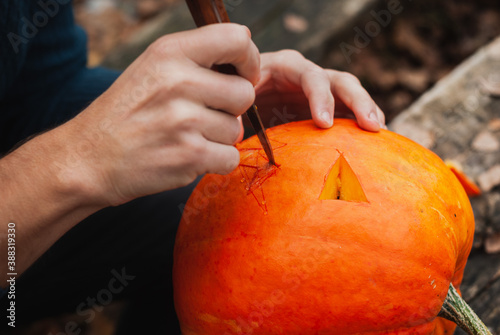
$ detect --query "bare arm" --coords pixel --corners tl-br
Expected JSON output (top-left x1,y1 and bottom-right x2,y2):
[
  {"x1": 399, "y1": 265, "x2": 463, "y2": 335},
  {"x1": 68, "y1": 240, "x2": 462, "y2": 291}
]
[{"x1": 0, "y1": 123, "x2": 105, "y2": 282}]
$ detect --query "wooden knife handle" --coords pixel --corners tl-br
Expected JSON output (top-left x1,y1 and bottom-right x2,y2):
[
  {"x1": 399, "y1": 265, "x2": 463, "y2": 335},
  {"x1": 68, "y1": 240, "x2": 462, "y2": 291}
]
[
  {"x1": 185, "y1": 0, "x2": 230, "y2": 26},
  {"x1": 185, "y1": 0, "x2": 237, "y2": 75}
]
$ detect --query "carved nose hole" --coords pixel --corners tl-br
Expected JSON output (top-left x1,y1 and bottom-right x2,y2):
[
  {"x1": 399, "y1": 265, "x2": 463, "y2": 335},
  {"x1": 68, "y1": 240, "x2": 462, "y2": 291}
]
[{"x1": 319, "y1": 153, "x2": 368, "y2": 202}]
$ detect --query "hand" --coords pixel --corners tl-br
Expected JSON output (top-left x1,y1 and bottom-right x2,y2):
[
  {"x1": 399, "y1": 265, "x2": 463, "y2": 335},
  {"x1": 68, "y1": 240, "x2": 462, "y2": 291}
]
[
  {"x1": 62, "y1": 23, "x2": 259, "y2": 206},
  {"x1": 254, "y1": 50, "x2": 385, "y2": 131}
]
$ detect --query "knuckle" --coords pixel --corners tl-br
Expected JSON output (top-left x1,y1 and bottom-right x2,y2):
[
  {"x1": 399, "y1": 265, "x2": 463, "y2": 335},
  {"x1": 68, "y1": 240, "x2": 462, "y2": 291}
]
[
  {"x1": 155, "y1": 79, "x2": 177, "y2": 98},
  {"x1": 338, "y1": 71, "x2": 361, "y2": 84},
  {"x1": 158, "y1": 72, "x2": 195, "y2": 98},
  {"x1": 278, "y1": 49, "x2": 304, "y2": 61},
  {"x1": 308, "y1": 66, "x2": 328, "y2": 80},
  {"x1": 149, "y1": 35, "x2": 175, "y2": 58},
  {"x1": 274, "y1": 49, "x2": 306, "y2": 66},
  {"x1": 172, "y1": 73, "x2": 198, "y2": 93},
  {"x1": 227, "y1": 24, "x2": 252, "y2": 51},
  {"x1": 178, "y1": 111, "x2": 201, "y2": 132},
  {"x1": 167, "y1": 101, "x2": 200, "y2": 131}
]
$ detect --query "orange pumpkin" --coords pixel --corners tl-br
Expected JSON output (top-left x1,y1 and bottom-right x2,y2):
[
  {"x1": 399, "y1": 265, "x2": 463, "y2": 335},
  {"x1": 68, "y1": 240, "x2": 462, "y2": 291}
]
[{"x1": 173, "y1": 119, "x2": 475, "y2": 334}]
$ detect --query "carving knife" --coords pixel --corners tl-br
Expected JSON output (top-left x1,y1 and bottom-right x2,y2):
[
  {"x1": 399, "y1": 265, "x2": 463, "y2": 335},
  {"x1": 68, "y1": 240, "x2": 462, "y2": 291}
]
[{"x1": 185, "y1": 0, "x2": 276, "y2": 166}]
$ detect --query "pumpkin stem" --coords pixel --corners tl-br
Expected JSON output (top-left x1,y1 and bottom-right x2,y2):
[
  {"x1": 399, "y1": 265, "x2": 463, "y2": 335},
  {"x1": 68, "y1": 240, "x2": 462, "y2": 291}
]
[{"x1": 438, "y1": 284, "x2": 491, "y2": 335}]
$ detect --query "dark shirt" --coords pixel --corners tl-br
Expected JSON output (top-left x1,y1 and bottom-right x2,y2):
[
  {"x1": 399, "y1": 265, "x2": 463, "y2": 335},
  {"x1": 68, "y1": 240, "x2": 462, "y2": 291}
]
[{"x1": 0, "y1": 0, "x2": 120, "y2": 154}]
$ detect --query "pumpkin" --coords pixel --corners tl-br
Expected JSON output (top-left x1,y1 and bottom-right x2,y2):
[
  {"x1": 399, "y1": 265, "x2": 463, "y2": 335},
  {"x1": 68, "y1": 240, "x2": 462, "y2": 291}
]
[{"x1": 173, "y1": 119, "x2": 482, "y2": 334}]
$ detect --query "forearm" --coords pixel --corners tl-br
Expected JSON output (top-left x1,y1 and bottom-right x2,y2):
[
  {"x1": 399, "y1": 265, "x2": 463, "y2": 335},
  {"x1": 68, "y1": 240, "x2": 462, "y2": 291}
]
[{"x1": 0, "y1": 123, "x2": 105, "y2": 283}]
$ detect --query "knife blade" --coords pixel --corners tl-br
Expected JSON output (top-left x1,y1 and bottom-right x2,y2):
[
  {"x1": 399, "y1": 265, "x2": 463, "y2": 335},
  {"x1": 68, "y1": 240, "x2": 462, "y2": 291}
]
[{"x1": 185, "y1": 0, "x2": 276, "y2": 166}]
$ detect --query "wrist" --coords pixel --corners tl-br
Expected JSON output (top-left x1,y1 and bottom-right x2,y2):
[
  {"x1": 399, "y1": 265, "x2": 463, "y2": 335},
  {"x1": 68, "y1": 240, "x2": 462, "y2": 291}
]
[
  {"x1": 46, "y1": 119, "x2": 112, "y2": 209},
  {"x1": 4, "y1": 123, "x2": 109, "y2": 213}
]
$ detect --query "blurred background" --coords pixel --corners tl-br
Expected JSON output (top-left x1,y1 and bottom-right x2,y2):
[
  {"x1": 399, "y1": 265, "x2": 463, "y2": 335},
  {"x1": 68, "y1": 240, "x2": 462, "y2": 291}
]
[
  {"x1": 8, "y1": 0, "x2": 500, "y2": 334},
  {"x1": 73, "y1": 0, "x2": 500, "y2": 122}
]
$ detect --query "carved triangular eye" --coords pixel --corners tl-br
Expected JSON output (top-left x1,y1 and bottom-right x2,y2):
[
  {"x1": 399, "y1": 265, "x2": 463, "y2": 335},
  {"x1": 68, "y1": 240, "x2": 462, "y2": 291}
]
[{"x1": 319, "y1": 153, "x2": 368, "y2": 202}]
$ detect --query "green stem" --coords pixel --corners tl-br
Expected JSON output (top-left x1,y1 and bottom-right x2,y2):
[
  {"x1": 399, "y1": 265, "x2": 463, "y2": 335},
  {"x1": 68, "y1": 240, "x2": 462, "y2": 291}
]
[{"x1": 438, "y1": 284, "x2": 492, "y2": 335}]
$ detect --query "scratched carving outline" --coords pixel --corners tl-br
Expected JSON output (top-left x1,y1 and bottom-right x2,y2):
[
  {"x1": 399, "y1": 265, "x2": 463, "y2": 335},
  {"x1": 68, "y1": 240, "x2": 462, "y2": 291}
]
[{"x1": 238, "y1": 138, "x2": 287, "y2": 213}]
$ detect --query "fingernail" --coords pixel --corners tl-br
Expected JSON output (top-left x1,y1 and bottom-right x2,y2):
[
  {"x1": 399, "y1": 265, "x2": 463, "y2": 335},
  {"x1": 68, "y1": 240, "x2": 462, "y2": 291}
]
[
  {"x1": 369, "y1": 110, "x2": 379, "y2": 124},
  {"x1": 321, "y1": 111, "x2": 332, "y2": 127}
]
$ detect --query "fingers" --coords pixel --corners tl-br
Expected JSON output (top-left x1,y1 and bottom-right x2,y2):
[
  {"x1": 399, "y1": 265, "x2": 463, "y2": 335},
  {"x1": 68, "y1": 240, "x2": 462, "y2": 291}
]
[
  {"x1": 200, "y1": 140, "x2": 241, "y2": 175},
  {"x1": 300, "y1": 68, "x2": 335, "y2": 129},
  {"x1": 327, "y1": 70, "x2": 384, "y2": 132},
  {"x1": 176, "y1": 24, "x2": 261, "y2": 85},
  {"x1": 166, "y1": 98, "x2": 242, "y2": 146},
  {"x1": 260, "y1": 50, "x2": 334, "y2": 128},
  {"x1": 172, "y1": 132, "x2": 240, "y2": 176},
  {"x1": 158, "y1": 103, "x2": 242, "y2": 177},
  {"x1": 258, "y1": 51, "x2": 385, "y2": 132},
  {"x1": 185, "y1": 66, "x2": 255, "y2": 117},
  {"x1": 160, "y1": 67, "x2": 251, "y2": 146},
  {"x1": 196, "y1": 104, "x2": 243, "y2": 145}
]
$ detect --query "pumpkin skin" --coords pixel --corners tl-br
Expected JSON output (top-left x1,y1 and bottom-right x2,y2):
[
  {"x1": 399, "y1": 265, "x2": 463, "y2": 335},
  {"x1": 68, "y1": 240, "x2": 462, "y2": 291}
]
[{"x1": 173, "y1": 119, "x2": 474, "y2": 334}]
